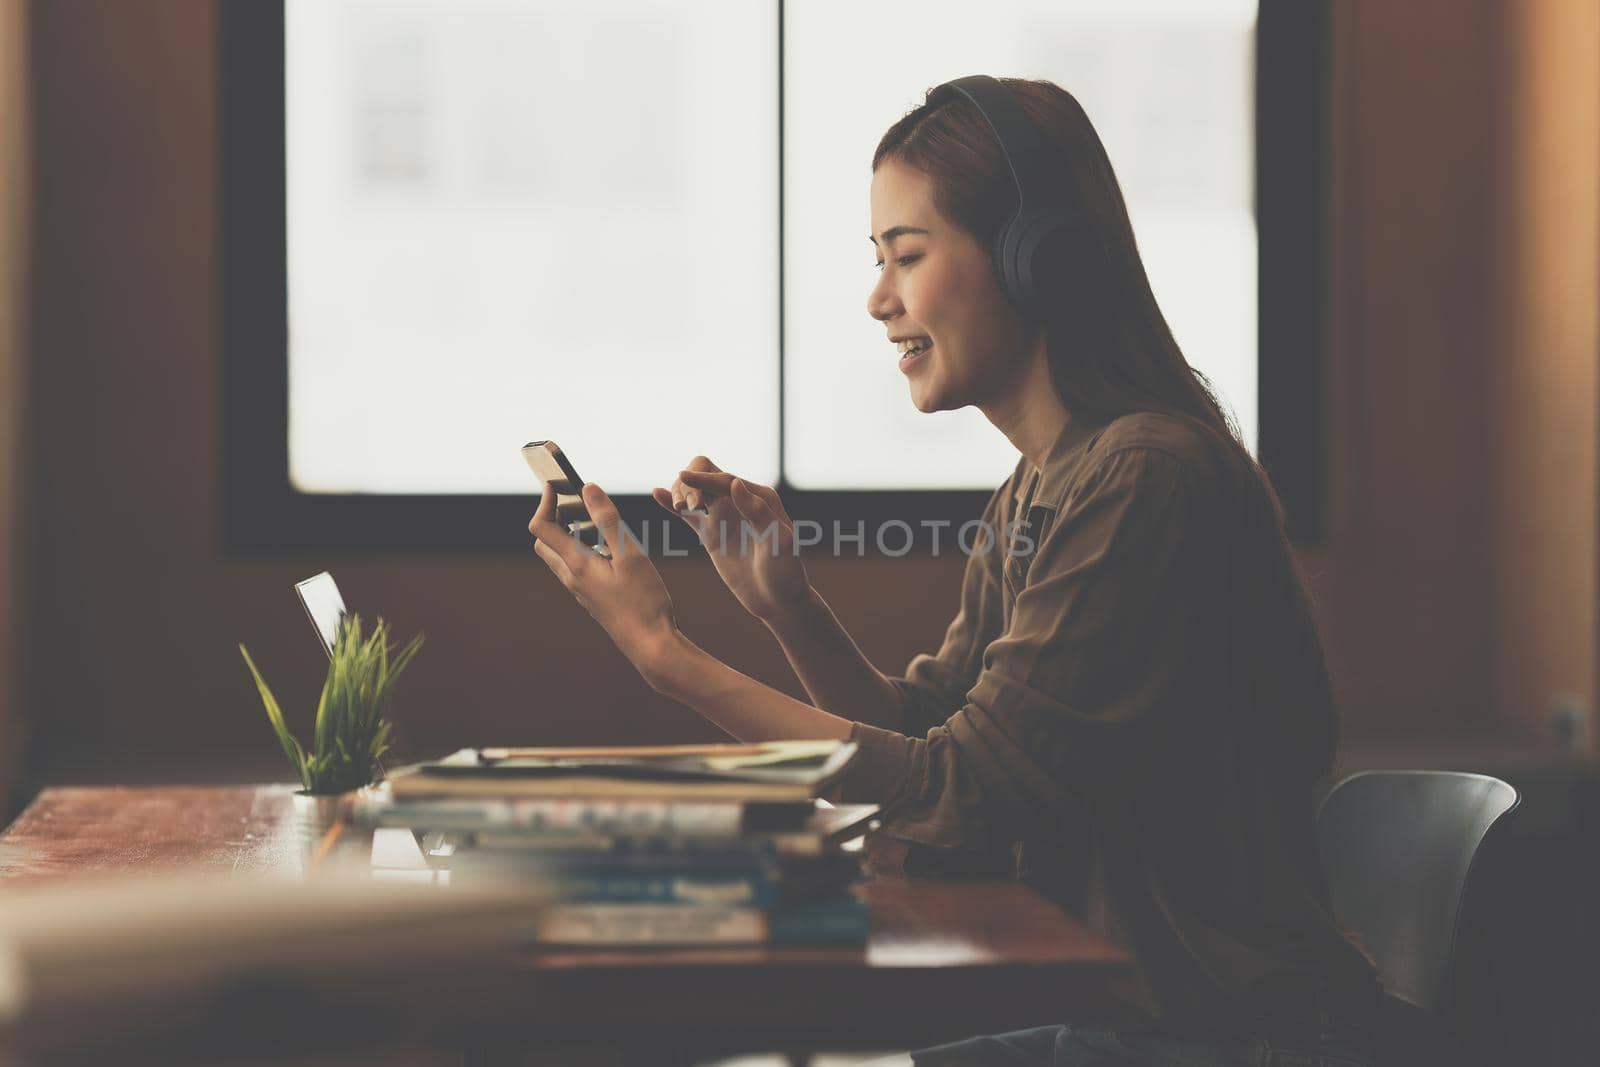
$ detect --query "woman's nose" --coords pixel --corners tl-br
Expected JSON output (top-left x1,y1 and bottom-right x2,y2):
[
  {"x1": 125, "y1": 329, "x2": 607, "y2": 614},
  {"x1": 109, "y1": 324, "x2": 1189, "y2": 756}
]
[{"x1": 867, "y1": 275, "x2": 900, "y2": 324}]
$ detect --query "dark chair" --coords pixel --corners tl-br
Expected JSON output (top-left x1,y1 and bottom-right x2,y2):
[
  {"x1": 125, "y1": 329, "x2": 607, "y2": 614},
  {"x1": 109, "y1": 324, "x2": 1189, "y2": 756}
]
[{"x1": 1317, "y1": 770, "x2": 1520, "y2": 1060}]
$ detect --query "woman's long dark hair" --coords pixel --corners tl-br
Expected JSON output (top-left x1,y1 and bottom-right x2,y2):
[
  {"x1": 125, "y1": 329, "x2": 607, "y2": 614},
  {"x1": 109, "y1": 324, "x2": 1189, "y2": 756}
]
[
  {"x1": 873, "y1": 77, "x2": 1240, "y2": 442},
  {"x1": 874, "y1": 78, "x2": 1340, "y2": 780}
]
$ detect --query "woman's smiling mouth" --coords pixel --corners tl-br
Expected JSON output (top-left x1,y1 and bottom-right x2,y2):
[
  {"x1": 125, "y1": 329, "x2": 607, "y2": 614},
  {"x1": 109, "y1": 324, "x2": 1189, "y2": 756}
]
[
  {"x1": 894, "y1": 336, "x2": 932, "y2": 373},
  {"x1": 899, "y1": 343, "x2": 932, "y2": 373}
]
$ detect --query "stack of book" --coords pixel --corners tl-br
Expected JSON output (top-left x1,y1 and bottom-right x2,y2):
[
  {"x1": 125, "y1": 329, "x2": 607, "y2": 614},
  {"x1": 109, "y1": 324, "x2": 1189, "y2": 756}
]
[{"x1": 353, "y1": 740, "x2": 877, "y2": 947}]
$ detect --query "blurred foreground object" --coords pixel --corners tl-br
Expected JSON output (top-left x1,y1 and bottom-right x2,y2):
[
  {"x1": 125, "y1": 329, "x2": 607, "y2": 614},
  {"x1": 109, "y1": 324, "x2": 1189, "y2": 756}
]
[{"x1": 0, "y1": 871, "x2": 546, "y2": 1063}]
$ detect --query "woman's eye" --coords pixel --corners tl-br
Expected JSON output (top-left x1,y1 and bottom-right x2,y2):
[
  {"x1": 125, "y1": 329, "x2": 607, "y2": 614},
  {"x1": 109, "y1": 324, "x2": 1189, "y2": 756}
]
[{"x1": 873, "y1": 255, "x2": 921, "y2": 271}]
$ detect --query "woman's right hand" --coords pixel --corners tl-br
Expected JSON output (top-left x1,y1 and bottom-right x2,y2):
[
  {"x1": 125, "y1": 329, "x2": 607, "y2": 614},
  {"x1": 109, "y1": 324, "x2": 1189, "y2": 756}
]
[{"x1": 653, "y1": 457, "x2": 812, "y2": 624}]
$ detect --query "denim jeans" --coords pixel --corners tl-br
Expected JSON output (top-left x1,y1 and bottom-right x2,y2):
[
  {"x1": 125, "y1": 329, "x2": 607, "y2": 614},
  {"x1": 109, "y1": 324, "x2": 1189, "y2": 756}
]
[{"x1": 909, "y1": 1020, "x2": 1375, "y2": 1066}]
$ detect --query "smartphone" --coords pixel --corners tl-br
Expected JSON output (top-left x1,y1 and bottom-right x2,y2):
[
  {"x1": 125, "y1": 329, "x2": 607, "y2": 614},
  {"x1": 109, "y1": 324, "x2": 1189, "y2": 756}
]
[
  {"x1": 522, "y1": 440, "x2": 610, "y2": 557},
  {"x1": 294, "y1": 571, "x2": 348, "y2": 659}
]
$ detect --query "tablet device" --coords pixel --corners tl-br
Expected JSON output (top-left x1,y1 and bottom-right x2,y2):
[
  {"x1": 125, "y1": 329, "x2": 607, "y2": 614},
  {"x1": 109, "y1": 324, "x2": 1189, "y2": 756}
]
[{"x1": 294, "y1": 571, "x2": 348, "y2": 659}]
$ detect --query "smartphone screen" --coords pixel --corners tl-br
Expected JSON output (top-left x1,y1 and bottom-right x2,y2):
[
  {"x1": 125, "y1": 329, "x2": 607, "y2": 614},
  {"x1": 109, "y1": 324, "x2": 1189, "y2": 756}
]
[{"x1": 294, "y1": 571, "x2": 348, "y2": 658}]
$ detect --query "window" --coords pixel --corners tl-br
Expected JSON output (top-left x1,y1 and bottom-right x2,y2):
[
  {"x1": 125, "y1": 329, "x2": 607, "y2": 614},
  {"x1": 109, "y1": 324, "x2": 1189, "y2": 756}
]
[
  {"x1": 220, "y1": 0, "x2": 1326, "y2": 553},
  {"x1": 286, "y1": 0, "x2": 780, "y2": 496},
  {"x1": 784, "y1": 0, "x2": 1256, "y2": 490}
]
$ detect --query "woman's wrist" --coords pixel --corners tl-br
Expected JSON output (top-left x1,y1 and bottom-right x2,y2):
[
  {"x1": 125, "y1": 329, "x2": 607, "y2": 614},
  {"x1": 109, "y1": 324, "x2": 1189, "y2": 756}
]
[
  {"x1": 636, "y1": 627, "x2": 698, "y2": 697},
  {"x1": 760, "y1": 585, "x2": 825, "y2": 638}
]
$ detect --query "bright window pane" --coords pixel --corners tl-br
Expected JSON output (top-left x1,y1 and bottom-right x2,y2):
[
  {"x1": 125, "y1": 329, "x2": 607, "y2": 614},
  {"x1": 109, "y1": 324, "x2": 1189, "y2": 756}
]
[
  {"x1": 287, "y1": 0, "x2": 1255, "y2": 498},
  {"x1": 783, "y1": 0, "x2": 1257, "y2": 489},
  {"x1": 286, "y1": 0, "x2": 780, "y2": 494}
]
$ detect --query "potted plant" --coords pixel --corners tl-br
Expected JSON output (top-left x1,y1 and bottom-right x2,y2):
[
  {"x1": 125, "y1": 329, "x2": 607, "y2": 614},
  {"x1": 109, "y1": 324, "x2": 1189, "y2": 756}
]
[{"x1": 239, "y1": 615, "x2": 424, "y2": 866}]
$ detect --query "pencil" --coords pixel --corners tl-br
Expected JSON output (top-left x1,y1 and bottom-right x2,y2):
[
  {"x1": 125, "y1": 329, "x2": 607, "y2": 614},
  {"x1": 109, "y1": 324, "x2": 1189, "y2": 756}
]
[{"x1": 309, "y1": 819, "x2": 345, "y2": 871}]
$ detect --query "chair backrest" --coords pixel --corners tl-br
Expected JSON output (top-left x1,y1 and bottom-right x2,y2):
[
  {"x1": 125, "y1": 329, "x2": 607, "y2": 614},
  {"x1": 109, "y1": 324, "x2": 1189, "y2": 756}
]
[{"x1": 1317, "y1": 770, "x2": 1519, "y2": 1014}]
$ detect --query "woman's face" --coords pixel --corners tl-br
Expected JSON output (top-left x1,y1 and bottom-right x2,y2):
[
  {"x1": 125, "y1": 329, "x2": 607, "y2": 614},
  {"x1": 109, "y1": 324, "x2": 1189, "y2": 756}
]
[{"x1": 867, "y1": 158, "x2": 1035, "y2": 414}]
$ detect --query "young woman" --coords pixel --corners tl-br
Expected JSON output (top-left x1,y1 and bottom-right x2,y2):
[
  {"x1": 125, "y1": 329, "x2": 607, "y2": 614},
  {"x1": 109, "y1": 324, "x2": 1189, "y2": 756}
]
[{"x1": 528, "y1": 77, "x2": 1380, "y2": 1065}]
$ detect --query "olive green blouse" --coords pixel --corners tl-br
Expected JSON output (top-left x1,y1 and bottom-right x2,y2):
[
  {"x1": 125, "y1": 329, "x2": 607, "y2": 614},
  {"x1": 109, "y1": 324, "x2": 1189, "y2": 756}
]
[{"x1": 837, "y1": 410, "x2": 1378, "y2": 1030}]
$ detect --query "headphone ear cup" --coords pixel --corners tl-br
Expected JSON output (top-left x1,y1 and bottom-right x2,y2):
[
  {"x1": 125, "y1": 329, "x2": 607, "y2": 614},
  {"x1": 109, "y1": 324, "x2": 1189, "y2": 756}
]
[{"x1": 1012, "y1": 212, "x2": 1072, "y2": 310}]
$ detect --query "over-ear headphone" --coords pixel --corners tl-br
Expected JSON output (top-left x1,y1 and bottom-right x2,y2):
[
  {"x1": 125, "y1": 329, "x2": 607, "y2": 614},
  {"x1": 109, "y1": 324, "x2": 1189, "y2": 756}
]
[{"x1": 927, "y1": 75, "x2": 1074, "y2": 315}]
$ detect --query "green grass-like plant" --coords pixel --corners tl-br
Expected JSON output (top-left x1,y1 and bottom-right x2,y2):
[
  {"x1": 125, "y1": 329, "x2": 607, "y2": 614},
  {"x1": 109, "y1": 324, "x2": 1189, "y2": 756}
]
[{"x1": 239, "y1": 615, "x2": 424, "y2": 795}]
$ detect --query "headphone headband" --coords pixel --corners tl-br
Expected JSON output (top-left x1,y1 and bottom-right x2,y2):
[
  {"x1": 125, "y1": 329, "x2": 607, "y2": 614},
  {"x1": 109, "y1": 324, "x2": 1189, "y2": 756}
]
[{"x1": 934, "y1": 75, "x2": 1056, "y2": 211}]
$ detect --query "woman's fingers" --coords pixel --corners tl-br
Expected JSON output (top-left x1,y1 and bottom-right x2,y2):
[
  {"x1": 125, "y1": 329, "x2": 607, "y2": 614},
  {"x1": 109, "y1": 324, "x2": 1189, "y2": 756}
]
[
  {"x1": 679, "y1": 456, "x2": 723, "y2": 512},
  {"x1": 528, "y1": 480, "x2": 571, "y2": 554},
  {"x1": 665, "y1": 475, "x2": 701, "y2": 513},
  {"x1": 654, "y1": 486, "x2": 710, "y2": 542},
  {"x1": 529, "y1": 480, "x2": 584, "y2": 579},
  {"x1": 684, "y1": 472, "x2": 788, "y2": 524},
  {"x1": 672, "y1": 469, "x2": 792, "y2": 531},
  {"x1": 684, "y1": 455, "x2": 724, "y2": 475},
  {"x1": 677, "y1": 469, "x2": 734, "y2": 488},
  {"x1": 579, "y1": 482, "x2": 631, "y2": 562},
  {"x1": 669, "y1": 460, "x2": 785, "y2": 520},
  {"x1": 677, "y1": 468, "x2": 737, "y2": 511}
]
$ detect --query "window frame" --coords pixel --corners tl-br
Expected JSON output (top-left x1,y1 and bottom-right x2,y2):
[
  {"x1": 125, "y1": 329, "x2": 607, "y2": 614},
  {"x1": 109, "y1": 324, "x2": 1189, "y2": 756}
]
[{"x1": 218, "y1": 0, "x2": 1327, "y2": 557}]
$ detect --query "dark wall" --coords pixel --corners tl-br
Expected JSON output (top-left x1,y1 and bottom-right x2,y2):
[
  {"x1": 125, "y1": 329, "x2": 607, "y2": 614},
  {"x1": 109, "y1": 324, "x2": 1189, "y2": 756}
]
[
  {"x1": 1, "y1": 0, "x2": 28, "y2": 811},
  {"x1": 22, "y1": 0, "x2": 1529, "y2": 788},
  {"x1": 1314, "y1": 0, "x2": 1505, "y2": 738}
]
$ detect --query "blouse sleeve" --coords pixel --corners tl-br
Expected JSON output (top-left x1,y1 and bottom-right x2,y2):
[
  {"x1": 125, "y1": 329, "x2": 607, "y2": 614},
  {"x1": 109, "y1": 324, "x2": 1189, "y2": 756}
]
[
  {"x1": 884, "y1": 465, "x2": 1017, "y2": 737},
  {"x1": 838, "y1": 445, "x2": 1219, "y2": 855}
]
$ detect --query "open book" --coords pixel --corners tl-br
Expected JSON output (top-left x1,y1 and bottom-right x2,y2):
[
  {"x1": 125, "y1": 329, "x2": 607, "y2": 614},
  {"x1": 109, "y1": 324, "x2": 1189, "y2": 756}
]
[{"x1": 386, "y1": 740, "x2": 858, "y2": 802}]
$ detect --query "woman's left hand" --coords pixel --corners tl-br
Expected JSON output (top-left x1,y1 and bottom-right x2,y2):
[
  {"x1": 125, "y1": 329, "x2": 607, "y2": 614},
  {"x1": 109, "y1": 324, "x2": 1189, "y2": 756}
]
[{"x1": 529, "y1": 480, "x2": 679, "y2": 677}]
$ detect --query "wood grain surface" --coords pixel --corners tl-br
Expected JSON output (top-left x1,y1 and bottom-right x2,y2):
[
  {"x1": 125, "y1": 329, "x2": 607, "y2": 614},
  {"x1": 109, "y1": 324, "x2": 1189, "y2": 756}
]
[{"x1": 0, "y1": 785, "x2": 1133, "y2": 1057}]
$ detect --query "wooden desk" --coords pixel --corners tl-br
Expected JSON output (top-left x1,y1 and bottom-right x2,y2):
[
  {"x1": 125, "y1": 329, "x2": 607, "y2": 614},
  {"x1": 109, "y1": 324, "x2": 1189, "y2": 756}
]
[{"x1": 0, "y1": 785, "x2": 1132, "y2": 1061}]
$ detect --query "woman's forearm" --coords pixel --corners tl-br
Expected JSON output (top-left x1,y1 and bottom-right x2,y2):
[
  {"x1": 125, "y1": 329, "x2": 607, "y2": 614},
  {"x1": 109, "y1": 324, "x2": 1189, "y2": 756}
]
[
  {"x1": 641, "y1": 629, "x2": 855, "y2": 742},
  {"x1": 760, "y1": 588, "x2": 905, "y2": 731}
]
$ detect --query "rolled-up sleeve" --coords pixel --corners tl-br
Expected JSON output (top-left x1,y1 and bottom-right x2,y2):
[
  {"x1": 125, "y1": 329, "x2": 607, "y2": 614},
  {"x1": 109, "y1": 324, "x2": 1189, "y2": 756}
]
[
  {"x1": 839, "y1": 446, "x2": 1217, "y2": 854},
  {"x1": 884, "y1": 464, "x2": 1017, "y2": 737}
]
